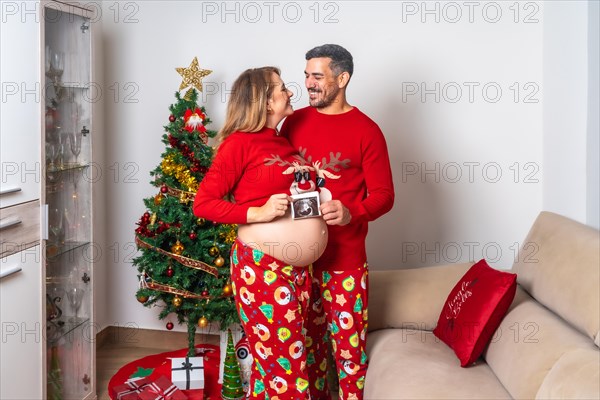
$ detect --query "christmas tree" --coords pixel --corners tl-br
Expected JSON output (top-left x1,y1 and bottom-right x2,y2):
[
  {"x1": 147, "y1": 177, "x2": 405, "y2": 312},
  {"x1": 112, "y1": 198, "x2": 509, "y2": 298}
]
[
  {"x1": 221, "y1": 329, "x2": 245, "y2": 400},
  {"x1": 133, "y1": 57, "x2": 239, "y2": 356}
]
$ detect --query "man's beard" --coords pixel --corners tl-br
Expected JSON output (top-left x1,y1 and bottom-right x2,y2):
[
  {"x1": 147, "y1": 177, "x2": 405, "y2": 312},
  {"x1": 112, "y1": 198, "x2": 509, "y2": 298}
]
[{"x1": 309, "y1": 86, "x2": 339, "y2": 108}]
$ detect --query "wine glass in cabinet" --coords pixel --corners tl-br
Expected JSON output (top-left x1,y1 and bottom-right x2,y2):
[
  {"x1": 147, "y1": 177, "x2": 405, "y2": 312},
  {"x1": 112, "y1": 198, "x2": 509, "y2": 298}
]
[{"x1": 42, "y1": 1, "x2": 95, "y2": 399}]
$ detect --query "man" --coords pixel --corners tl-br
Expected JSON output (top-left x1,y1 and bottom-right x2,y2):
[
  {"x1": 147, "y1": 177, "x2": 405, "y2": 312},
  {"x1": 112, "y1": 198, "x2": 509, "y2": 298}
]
[{"x1": 281, "y1": 44, "x2": 395, "y2": 400}]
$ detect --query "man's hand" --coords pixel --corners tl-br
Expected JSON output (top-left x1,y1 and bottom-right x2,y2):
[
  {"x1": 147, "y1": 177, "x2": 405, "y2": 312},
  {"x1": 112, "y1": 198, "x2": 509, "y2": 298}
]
[{"x1": 320, "y1": 200, "x2": 352, "y2": 226}]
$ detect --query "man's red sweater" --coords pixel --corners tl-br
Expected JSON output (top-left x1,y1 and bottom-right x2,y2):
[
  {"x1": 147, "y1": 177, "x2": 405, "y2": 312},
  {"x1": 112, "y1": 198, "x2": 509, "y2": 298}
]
[{"x1": 281, "y1": 106, "x2": 395, "y2": 271}]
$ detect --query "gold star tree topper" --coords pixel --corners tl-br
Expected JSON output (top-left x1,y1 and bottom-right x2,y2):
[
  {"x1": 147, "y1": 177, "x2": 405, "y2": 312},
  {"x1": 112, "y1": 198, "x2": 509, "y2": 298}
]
[{"x1": 176, "y1": 57, "x2": 212, "y2": 92}]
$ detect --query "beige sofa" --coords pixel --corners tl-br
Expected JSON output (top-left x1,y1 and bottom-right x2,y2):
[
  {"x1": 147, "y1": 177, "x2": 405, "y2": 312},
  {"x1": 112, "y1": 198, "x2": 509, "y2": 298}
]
[{"x1": 365, "y1": 212, "x2": 600, "y2": 399}]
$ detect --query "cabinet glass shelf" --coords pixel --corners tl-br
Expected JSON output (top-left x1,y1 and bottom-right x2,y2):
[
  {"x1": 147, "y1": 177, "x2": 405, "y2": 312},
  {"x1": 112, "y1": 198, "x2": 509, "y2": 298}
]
[
  {"x1": 42, "y1": 1, "x2": 95, "y2": 398},
  {"x1": 47, "y1": 241, "x2": 91, "y2": 260},
  {"x1": 47, "y1": 163, "x2": 90, "y2": 174},
  {"x1": 47, "y1": 317, "x2": 91, "y2": 345}
]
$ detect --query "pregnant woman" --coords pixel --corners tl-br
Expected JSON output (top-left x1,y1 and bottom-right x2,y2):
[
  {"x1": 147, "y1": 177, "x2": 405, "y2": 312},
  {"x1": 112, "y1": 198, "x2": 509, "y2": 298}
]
[{"x1": 193, "y1": 66, "x2": 327, "y2": 399}]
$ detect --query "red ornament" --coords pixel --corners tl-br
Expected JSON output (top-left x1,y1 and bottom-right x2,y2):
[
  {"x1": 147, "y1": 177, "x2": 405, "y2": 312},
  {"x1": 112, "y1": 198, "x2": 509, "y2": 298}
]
[
  {"x1": 202, "y1": 290, "x2": 209, "y2": 297},
  {"x1": 166, "y1": 267, "x2": 174, "y2": 277},
  {"x1": 212, "y1": 221, "x2": 219, "y2": 226},
  {"x1": 137, "y1": 294, "x2": 149, "y2": 303},
  {"x1": 189, "y1": 232, "x2": 197, "y2": 240},
  {"x1": 160, "y1": 185, "x2": 168, "y2": 194},
  {"x1": 169, "y1": 114, "x2": 176, "y2": 122},
  {"x1": 166, "y1": 322, "x2": 174, "y2": 330}
]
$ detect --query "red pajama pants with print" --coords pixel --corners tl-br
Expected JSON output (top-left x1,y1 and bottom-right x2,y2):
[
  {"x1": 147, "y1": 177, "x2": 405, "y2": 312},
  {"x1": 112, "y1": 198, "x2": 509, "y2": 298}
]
[
  {"x1": 305, "y1": 264, "x2": 369, "y2": 400},
  {"x1": 230, "y1": 238, "x2": 312, "y2": 399}
]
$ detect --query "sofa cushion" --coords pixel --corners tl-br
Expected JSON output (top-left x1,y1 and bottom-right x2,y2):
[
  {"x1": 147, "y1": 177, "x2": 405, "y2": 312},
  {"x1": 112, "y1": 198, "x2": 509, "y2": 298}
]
[
  {"x1": 365, "y1": 329, "x2": 511, "y2": 399},
  {"x1": 433, "y1": 259, "x2": 517, "y2": 367},
  {"x1": 484, "y1": 286, "x2": 598, "y2": 399},
  {"x1": 513, "y1": 212, "x2": 600, "y2": 345},
  {"x1": 368, "y1": 263, "x2": 472, "y2": 332},
  {"x1": 535, "y1": 348, "x2": 600, "y2": 399}
]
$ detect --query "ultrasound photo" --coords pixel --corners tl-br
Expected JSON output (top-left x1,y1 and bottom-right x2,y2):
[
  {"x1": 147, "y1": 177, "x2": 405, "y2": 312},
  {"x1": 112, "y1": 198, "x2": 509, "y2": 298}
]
[{"x1": 291, "y1": 191, "x2": 321, "y2": 220}]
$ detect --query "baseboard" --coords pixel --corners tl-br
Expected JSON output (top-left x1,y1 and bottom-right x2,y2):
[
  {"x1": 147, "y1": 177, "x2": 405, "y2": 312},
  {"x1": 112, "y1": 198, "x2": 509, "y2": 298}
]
[{"x1": 96, "y1": 325, "x2": 219, "y2": 351}]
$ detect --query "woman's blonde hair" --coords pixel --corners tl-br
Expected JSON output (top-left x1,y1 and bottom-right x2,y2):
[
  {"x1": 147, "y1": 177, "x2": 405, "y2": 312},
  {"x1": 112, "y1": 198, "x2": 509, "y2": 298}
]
[{"x1": 216, "y1": 66, "x2": 281, "y2": 145}]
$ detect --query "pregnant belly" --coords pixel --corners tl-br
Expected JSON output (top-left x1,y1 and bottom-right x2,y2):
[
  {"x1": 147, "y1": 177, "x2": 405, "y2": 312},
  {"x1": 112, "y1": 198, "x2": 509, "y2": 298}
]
[{"x1": 237, "y1": 211, "x2": 328, "y2": 266}]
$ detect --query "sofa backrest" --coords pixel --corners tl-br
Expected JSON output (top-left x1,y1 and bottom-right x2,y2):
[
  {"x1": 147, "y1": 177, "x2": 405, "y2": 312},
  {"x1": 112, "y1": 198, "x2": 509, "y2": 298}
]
[
  {"x1": 512, "y1": 211, "x2": 599, "y2": 345},
  {"x1": 484, "y1": 211, "x2": 600, "y2": 399},
  {"x1": 484, "y1": 285, "x2": 598, "y2": 399}
]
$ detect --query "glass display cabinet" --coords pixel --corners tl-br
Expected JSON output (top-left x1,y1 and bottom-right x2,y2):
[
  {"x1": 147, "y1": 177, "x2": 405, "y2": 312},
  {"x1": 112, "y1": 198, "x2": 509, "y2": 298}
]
[{"x1": 42, "y1": 1, "x2": 95, "y2": 398}]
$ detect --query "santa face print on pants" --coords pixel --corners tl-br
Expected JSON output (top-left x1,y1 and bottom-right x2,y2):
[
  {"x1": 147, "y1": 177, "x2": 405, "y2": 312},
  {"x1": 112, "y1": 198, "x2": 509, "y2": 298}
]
[{"x1": 230, "y1": 238, "x2": 312, "y2": 400}]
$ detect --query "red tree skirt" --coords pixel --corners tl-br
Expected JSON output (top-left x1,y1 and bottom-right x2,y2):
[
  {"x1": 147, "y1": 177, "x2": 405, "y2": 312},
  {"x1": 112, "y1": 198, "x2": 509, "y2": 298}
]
[{"x1": 108, "y1": 344, "x2": 221, "y2": 400}]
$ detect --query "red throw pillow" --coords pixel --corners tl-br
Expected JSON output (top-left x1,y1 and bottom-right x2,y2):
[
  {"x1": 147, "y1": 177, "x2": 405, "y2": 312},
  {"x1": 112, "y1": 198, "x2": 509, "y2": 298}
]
[{"x1": 433, "y1": 259, "x2": 517, "y2": 367}]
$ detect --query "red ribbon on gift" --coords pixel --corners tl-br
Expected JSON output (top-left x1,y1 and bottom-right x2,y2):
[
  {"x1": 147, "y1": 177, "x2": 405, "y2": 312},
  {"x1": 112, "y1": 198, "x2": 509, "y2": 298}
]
[{"x1": 139, "y1": 376, "x2": 187, "y2": 400}]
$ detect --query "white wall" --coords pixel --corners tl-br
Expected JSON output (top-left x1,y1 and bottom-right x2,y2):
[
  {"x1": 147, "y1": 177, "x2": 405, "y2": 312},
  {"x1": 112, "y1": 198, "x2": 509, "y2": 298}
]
[
  {"x1": 542, "y1": 1, "x2": 589, "y2": 224},
  {"x1": 587, "y1": 0, "x2": 599, "y2": 229},
  {"x1": 100, "y1": 1, "x2": 598, "y2": 331}
]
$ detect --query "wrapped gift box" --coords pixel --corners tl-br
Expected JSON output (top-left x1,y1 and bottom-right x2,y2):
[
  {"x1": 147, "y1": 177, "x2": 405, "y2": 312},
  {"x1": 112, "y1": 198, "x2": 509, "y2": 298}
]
[
  {"x1": 114, "y1": 377, "x2": 152, "y2": 399},
  {"x1": 138, "y1": 375, "x2": 187, "y2": 400},
  {"x1": 170, "y1": 357, "x2": 204, "y2": 390}
]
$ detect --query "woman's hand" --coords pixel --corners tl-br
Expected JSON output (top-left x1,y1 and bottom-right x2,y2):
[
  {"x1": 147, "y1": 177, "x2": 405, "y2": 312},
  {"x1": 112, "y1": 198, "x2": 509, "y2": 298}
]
[{"x1": 247, "y1": 193, "x2": 291, "y2": 223}]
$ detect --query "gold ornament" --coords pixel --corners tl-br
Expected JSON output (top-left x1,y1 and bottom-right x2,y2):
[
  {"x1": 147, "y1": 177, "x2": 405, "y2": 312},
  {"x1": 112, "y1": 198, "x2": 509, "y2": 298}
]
[
  {"x1": 197, "y1": 218, "x2": 206, "y2": 226},
  {"x1": 214, "y1": 256, "x2": 225, "y2": 267},
  {"x1": 173, "y1": 296, "x2": 182, "y2": 307},
  {"x1": 220, "y1": 228, "x2": 237, "y2": 244},
  {"x1": 209, "y1": 246, "x2": 219, "y2": 257},
  {"x1": 223, "y1": 283, "x2": 233, "y2": 296},
  {"x1": 176, "y1": 57, "x2": 212, "y2": 92},
  {"x1": 161, "y1": 155, "x2": 199, "y2": 192},
  {"x1": 171, "y1": 241, "x2": 185, "y2": 255},
  {"x1": 198, "y1": 316, "x2": 209, "y2": 328},
  {"x1": 150, "y1": 213, "x2": 157, "y2": 225},
  {"x1": 154, "y1": 194, "x2": 163, "y2": 205}
]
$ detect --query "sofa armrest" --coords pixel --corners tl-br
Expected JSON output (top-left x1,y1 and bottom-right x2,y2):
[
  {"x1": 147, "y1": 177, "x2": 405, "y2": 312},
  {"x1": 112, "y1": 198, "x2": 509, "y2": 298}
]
[{"x1": 368, "y1": 262, "x2": 472, "y2": 332}]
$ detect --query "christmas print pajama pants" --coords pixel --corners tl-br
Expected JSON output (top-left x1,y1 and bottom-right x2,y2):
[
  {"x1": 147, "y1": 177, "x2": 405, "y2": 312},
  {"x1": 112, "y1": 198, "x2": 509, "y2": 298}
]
[
  {"x1": 305, "y1": 264, "x2": 369, "y2": 400},
  {"x1": 230, "y1": 238, "x2": 312, "y2": 399}
]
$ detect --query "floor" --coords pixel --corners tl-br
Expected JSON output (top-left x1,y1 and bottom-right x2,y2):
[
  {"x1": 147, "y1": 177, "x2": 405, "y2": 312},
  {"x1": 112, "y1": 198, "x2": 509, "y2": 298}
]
[
  {"x1": 95, "y1": 327, "x2": 220, "y2": 400},
  {"x1": 96, "y1": 333, "x2": 339, "y2": 400}
]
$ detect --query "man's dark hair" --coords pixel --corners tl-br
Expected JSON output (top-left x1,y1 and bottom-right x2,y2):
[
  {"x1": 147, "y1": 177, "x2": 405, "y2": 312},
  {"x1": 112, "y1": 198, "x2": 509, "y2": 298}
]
[{"x1": 306, "y1": 44, "x2": 353, "y2": 77}]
